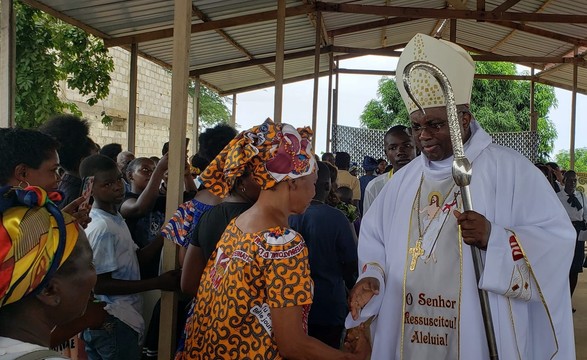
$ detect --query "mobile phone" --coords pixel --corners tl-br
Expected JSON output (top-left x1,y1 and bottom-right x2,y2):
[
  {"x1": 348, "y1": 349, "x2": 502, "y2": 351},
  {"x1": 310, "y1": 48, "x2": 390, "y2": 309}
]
[{"x1": 79, "y1": 176, "x2": 94, "y2": 212}]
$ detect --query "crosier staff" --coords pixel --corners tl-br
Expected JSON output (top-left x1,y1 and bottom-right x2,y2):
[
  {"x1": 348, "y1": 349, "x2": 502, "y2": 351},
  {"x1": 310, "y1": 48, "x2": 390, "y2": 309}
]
[{"x1": 402, "y1": 61, "x2": 499, "y2": 360}]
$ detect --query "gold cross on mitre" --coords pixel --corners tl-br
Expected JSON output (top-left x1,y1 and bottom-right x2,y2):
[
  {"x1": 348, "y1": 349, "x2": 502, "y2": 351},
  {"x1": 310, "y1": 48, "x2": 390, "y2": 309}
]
[{"x1": 408, "y1": 239, "x2": 425, "y2": 271}]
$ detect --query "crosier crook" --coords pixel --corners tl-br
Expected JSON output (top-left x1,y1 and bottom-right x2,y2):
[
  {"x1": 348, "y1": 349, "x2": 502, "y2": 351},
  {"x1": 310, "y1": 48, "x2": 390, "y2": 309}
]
[{"x1": 402, "y1": 61, "x2": 499, "y2": 360}]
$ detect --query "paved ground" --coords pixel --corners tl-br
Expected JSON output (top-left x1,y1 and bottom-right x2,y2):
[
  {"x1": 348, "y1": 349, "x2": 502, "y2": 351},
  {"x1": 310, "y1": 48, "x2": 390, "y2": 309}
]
[{"x1": 575, "y1": 275, "x2": 587, "y2": 359}]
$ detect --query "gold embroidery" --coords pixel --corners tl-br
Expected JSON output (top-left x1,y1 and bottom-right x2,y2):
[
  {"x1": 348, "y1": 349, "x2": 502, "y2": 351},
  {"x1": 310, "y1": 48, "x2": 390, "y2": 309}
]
[
  {"x1": 505, "y1": 229, "x2": 559, "y2": 359},
  {"x1": 408, "y1": 240, "x2": 425, "y2": 271}
]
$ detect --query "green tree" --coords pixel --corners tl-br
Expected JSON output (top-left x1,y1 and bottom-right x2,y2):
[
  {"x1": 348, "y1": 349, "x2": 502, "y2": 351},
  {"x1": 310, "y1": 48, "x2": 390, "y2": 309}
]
[
  {"x1": 13, "y1": 0, "x2": 114, "y2": 128},
  {"x1": 360, "y1": 62, "x2": 558, "y2": 160},
  {"x1": 360, "y1": 77, "x2": 409, "y2": 129},
  {"x1": 555, "y1": 148, "x2": 587, "y2": 173},
  {"x1": 197, "y1": 85, "x2": 231, "y2": 127},
  {"x1": 472, "y1": 62, "x2": 557, "y2": 159}
]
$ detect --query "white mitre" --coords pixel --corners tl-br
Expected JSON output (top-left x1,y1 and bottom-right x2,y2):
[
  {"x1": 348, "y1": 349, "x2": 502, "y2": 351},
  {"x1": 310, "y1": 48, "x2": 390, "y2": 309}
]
[{"x1": 396, "y1": 33, "x2": 475, "y2": 114}]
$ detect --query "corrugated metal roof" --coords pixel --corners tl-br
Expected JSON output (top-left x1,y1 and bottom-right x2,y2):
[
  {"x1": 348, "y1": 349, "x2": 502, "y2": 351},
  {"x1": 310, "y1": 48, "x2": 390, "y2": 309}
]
[
  {"x1": 539, "y1": 64, "x2": 587, "y2": 93},
  {"x1": 20, "y1": 0, "x2": 587, "y2": 95}
]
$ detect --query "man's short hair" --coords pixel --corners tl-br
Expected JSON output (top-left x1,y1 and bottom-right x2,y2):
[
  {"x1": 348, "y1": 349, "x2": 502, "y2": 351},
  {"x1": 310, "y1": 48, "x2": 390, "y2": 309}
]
[
  {"x1": 100, "y1": 143, "x2": 123, "y2": 161},
  {"x1": 80, "y1": 154, "x2": 118, "y2": 179},
  {"x1": 336, "y1": 186, "x2": 353, "y2": 204},
  {"x1": 563, "y1": 170, "x2": 576, "y2": 181},
  {"x1": 162, "y1": 138, "x2": 191, "y2": 156},
  {"x1": 335, "y1": 152, "x2": 351, "y2": 170},
  {"x1": 385, "y1": 125, "x2": 410, "y2": 138},
  {"x1": 321, "y1": 152, "x2": 334, "y2": 161}
]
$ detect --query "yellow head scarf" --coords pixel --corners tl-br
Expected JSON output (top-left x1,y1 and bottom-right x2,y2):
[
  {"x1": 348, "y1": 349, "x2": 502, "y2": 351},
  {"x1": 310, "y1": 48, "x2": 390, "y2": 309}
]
[
  {"x1": 0, "y1": 186, "x2": 79, "y2": 307},
  {"x1": 201, "y1": 119, "x2": 316, "y2": 198}
]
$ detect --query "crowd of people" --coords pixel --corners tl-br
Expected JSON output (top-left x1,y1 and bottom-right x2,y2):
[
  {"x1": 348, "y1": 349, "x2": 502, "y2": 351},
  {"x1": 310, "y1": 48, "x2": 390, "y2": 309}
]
[{"x1": 0, "y1": 32, "x2": 584, "y2": 360}]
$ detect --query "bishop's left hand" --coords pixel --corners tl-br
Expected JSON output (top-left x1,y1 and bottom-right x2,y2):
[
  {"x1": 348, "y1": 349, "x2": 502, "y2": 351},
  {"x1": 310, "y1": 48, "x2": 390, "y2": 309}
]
[{"x1": 453, "y1": 210, "x2": 491, "y2": 250}]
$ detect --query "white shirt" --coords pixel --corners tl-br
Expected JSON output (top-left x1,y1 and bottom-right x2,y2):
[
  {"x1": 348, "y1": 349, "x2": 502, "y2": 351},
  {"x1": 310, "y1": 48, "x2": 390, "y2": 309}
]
[
  {"x1": 363, "y1": 170, "x2": 393, "y2": 215},
  {"x1": 557, "y1": 189, "x2": 586, "y2": 223},
  {"x1": 85, "y1": 208, "x2": 144, "y2": 337},
  {"x1": 0, "y1": 337, "x2": 65, "y2": 360}
]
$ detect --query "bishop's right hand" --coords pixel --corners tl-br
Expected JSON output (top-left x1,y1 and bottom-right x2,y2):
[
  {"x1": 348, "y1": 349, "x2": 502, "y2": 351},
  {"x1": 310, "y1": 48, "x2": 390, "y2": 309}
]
[{"x1": 348, "y1": 277, "x2": 379, "y2": 320}]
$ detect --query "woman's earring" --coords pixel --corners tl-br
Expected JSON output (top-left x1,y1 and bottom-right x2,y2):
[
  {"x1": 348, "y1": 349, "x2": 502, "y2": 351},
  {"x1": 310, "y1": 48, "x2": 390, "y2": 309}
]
[
  {"x1": 17, "y1": 180, "x2": 31, "y2": 189},
  {"x1": 241, "y1": 187, "x2": 246, "y2": 192}
]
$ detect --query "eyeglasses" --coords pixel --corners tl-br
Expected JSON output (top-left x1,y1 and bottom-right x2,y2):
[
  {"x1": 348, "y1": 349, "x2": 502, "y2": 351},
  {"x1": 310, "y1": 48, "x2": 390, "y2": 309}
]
[{"x1": 410, "y1": 121, "x2": 446, "y2": 134}]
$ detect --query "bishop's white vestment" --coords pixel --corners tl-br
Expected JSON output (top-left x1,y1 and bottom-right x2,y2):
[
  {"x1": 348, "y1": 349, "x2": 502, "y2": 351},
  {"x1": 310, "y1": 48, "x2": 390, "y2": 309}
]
[{"x1": 347, "y1": 122, "x2": 576, "y2": 359}]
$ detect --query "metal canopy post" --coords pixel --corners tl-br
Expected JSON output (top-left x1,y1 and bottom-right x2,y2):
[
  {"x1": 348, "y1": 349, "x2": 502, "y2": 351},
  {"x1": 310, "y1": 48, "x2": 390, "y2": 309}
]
[
  {"x1": 311, "y1": 11, "x2": 322, "y2": 150},
  {"x1": 274, "y1": 0, "x2": 286, "y2": 123},
  {"x1": 326, "y1": 50, "x2": 333, "y2": 152},
  {"x1": 230, "y1": 93, "x2": 237, "y2": 127},
  {"x1": 450, "y1": 19, "x2": 457, "y2": 41},
  {"x1": 192, "y1": 77, "x2": 201, "y2": 155},
  {"x1": 160, "y1": 0, "x2": 191, "y2": 357},
  {"x1": 530, "y1": 67, "x2": 537, "y2": 132},
  {"x1": 332, "y1": 59, "x2": 339, "y2": 151},
  {"x1": 128, "y1": 43, "x2": 138, "y2": 153},
  {"x1": 570, "y1": 47, "x2": 578, "y2": 170},
  {"x1": 0, "y1": 0, "x2": 15, "y2": 128}
]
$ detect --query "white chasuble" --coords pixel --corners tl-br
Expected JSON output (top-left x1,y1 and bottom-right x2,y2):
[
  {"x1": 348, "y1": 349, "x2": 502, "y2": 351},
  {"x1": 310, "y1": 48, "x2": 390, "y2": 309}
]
[{"x1": 402, "y1": 175, "x2": 461, "y2": 359}]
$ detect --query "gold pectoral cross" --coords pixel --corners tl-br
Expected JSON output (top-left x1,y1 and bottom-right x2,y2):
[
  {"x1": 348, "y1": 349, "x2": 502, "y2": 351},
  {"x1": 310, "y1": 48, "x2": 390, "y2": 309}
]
[{"x1": 408, "y1": 239, "x2": 425, "y2": 271}]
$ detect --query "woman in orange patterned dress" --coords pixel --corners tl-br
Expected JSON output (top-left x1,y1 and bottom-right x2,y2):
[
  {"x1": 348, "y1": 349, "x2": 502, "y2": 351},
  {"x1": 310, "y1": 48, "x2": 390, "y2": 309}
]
[{"x1": 176, "y1": 119, "x2": 369, "y2": 360}]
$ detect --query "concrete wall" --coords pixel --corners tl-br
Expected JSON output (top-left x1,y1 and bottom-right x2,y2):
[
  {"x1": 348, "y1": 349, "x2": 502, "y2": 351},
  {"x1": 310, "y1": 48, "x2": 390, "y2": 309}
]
[{"x1": 61, "y1": 47, "x2": 195, "y2": 157}]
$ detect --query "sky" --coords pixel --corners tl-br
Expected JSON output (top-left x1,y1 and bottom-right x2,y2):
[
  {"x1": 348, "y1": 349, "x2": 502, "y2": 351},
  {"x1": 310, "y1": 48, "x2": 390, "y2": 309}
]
[{"x1": 234, "y1": 55, "x2": 587, "y2": 158}]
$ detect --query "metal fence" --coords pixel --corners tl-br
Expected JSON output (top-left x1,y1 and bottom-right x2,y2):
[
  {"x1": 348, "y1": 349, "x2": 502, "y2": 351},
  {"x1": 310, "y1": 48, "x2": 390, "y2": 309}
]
[{"x1": 332, "y1": 125, "x2": 540, "y2": 173}]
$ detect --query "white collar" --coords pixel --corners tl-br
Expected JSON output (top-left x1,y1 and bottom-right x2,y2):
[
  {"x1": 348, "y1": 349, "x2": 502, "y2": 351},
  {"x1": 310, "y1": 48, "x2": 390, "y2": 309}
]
[{"x1": 421, "y1": 121, "x2": 492, "y2": 181}]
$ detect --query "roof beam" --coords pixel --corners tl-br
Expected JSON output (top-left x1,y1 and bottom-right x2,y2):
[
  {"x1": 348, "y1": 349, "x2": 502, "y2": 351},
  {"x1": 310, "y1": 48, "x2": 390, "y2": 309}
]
[
  {"x1": 303, "y1": 1, "x2": 330, "y2": 46},
  {"x1": 488, "y1": 20, "x2": 587, "y2": 46},
  {"x1": 104, "y1": 4, "x2": 314, "y2": 47},
  {"x1": 490, "y1": 0, "x2": 556, "y2": 51},
  {"x1": 334, "y1": 43, "x2": 407, "y2": 61},
  {"x1": 335, "y1": 70, "x2": 538, "y2": 80},
  {"x1": 535, "y1": 77, "x2": 587, "y2": 96},
  {"x1": 475, "y1": 74, "x2": 533, "y2": 80},
  {"x1": 191, "y1": 5, "x2": 274, "y2": 79},
  {"x1": 457, "y1": 42, "x2": 547, "y2": 69},
  {"x1": 472, "y1": 54, "x2": 584, "y2": 64},
  {"x1": 337, "y1": 68, "x2": 396, "y2": 76},
  {"x1": 328, "y1": 17, "x2": 414, "y2": 37},
  {"x1": 490, "y1": 0, "x2": 522, "y2": 14},
  {"x1": 538, "y1": 48, "x2": 587, "y2": 76},
  {"x1": 190, "y1": 46, "x2": 332, "y2": 76},
  {"x1": 316, "y1": 2, "x2": 587, "y2": 23},
  {"x1": 331, "y1": 46, "x2": 402, "y2": 57},
  {"x1": 218, "y1": 70, "x2": 330, "y2": 96},
  {"x1": 332, "y1": 45, "x2": 583, "y2": 65}
]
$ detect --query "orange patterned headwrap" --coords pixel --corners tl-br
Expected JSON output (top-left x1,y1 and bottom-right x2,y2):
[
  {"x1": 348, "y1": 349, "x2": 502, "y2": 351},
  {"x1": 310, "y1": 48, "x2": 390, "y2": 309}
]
[
  {"x1": 0, "y1": 186, "x2": 79, "y2": 307},
  {"x1": 200, "y1": 119, "x2": 316, "y2": 198}
]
